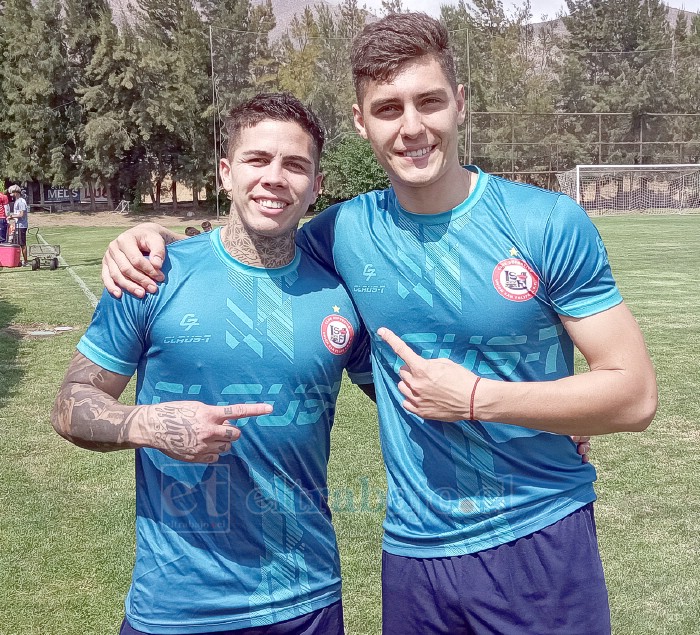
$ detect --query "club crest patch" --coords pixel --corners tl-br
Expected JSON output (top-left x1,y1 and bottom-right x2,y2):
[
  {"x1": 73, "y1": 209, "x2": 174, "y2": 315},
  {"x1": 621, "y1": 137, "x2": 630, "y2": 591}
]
[
  {"x1": 321, "y1": 315, "x2": 354, "y2": 355},
  {"x1": 492, "y1": 258, "x2": 539, "y2": 302}
]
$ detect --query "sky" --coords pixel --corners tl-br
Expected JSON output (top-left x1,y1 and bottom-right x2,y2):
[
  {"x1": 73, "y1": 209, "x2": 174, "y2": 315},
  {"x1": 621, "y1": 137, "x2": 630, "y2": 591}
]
[{"x1": 362, "y1": 0, "x2": 700, "y2": 22}]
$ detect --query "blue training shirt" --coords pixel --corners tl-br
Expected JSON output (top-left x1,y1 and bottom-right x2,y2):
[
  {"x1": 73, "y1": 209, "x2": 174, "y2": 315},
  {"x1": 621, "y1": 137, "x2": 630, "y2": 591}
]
[
  {"x1": 78, "y1": 227, "x2": 372, "y2": 633},
  {"x1": 297, "y1": 166, "x2": 622, "y2": 558}
]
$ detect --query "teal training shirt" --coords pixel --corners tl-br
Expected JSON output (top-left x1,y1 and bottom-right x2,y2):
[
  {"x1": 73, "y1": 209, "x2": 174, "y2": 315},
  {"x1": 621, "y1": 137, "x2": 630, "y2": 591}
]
[
  {"x1": 297, "y1": 166, "x2": 622, "y2": 558},
  {"x1": 78, "y1": 227, "x2": 372, "y2": 633}
]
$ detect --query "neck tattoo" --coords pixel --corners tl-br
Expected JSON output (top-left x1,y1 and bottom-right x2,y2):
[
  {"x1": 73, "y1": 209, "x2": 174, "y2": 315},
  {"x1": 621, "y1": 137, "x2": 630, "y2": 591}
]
[{"x1": 221, "y1": 215, "x2": 296, "y2": 269}]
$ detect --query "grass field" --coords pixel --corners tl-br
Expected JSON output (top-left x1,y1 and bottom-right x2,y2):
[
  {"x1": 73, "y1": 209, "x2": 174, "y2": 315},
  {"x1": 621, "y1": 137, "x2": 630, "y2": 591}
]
[{"x1": 1, "y1": 215, "x2": 699, "y2": 634}]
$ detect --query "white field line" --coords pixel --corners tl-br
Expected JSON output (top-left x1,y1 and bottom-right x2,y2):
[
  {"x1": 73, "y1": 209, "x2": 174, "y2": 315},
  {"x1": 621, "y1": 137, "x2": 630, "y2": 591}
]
[{"x1": 37, "y1": 231, "x2": 99, "y2": 309}]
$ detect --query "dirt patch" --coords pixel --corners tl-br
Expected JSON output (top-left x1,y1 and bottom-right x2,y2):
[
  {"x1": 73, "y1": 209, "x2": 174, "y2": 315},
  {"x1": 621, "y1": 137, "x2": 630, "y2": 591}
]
[
  {"x1": 31, "y1": 210, "x2": 225, "y2": 229},
  {"x1": 2, "y1": 324, "x2": 76, "y2": 340}
]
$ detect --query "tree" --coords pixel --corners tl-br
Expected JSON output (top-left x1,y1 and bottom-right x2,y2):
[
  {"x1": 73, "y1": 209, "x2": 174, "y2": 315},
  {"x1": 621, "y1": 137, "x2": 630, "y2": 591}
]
[
  {"x1": 79, "y1": 15, "x2": 142, "y2": 208},
  {"x1": 559, "y1": 0, "x2": 674, "y2": 163},
  {"x1": 1, "y1": 0, "x2": 72, "y2": 189},
  {"x1": 276, "y1": 0, "x2": 365, "y2": 143},
  {"x1": 130, "y1": 0, "x2": 211, "y2": 210},
  {"x1": 277, "y1": 7, "x2": 321, "y2": 102},
  {"x1": 441, "y1": 0, "x2": 558, "y2": 175},
  {"x1": 380, "y1": 0, "x2": 404, "y2": 16},
  {"x1": 247, "y1": 0, "x2": 278, "y2": 94},
  {"x1": 317, "y1": 134, "x2": 389, "y2": 209},
  {"x1": 63, "y1": 0, "x2": 113, "y2": 204}
]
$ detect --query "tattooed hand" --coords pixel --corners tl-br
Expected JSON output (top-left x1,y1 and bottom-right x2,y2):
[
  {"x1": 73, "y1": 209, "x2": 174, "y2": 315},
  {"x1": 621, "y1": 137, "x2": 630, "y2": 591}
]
[{"x1": 140, "y1": 401, "x2": 273, "y2": 463}]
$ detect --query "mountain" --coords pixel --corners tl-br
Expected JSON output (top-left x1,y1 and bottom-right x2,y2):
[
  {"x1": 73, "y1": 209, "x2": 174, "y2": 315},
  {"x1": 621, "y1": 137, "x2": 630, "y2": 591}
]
[
  {"x1": 251, "y1": 0, "x2": 377, "y2": 39},
  {"x1": 531, "y1": 5, "x2": 698, "y2": 36}
]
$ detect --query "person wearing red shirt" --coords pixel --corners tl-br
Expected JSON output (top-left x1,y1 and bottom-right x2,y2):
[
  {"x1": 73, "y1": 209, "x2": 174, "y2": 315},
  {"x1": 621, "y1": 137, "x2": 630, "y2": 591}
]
[{"x1": 0, "y1": 189, "x2": 9, "y2": 243}]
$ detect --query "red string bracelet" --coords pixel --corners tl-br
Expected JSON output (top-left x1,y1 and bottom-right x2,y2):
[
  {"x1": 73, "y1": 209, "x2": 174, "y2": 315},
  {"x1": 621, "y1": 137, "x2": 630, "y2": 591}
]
[{"x1": 469, "y1": 376, "x2": 481, "y2": 421}]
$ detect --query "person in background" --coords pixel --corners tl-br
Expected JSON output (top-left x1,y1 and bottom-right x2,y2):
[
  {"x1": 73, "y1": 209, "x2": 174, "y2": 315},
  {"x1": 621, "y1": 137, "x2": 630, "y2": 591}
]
[
  {"x1": 7, "y1": 185, "x2": 28, "y2": 264},
  {"x1": 0, "y1": 187, "x2": 8, "y2": 243}
]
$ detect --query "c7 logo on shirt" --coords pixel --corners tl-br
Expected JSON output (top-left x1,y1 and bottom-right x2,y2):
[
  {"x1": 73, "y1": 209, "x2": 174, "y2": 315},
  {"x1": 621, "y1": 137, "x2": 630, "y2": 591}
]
[{"x1": 492, "y1": 258, "x2": 539, "y2": 302}]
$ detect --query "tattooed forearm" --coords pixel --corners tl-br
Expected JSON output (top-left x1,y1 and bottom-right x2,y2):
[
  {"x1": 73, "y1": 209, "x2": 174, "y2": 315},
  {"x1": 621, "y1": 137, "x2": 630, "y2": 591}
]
[
  {"x1": 52, "y1": 352, "x2": 246, "y2": 461},
  {"x1": 51, "y1": 353, "x2": 140, "y2": 453}
]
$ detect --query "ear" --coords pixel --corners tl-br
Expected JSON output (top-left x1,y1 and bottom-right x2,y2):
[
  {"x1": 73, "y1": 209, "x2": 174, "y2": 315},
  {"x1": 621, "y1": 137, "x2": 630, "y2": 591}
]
[
  {"x1": 455, "y1": 84, "x2": 467, "y2": 126},
  {"x1": 309, "y1": 172, "x2": 324, "y2": 205},
  {"x1": 219, "y1": 158, "x2": 233, "y2": 194},
  {"x1": 352, "y1": 104, "x2": 368, "y2": 140}
]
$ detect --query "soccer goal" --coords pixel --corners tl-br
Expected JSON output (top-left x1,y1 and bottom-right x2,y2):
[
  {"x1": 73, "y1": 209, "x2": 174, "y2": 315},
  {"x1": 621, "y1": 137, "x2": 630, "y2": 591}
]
[{"x1": 556, "y1": 164, "x2": 700, "y2": 216}]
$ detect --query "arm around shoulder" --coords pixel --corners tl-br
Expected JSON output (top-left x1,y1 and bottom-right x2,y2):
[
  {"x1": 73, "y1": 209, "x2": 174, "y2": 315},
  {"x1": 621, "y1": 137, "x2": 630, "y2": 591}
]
[{"x1": 101, "y1": 222, "x2": 186, "y2": 299}]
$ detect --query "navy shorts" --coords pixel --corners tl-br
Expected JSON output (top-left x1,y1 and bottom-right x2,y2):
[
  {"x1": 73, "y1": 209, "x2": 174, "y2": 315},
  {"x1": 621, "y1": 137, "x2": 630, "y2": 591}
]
[
  {"x1": 119, "y1": 600, "x2": 343, "y2": 635},
  {"x1": 15, "y1": 227, "x2": 27, "y2": 246},
  {"x1": 382, "y1": 503, "x2": 611, "y2": 635}
]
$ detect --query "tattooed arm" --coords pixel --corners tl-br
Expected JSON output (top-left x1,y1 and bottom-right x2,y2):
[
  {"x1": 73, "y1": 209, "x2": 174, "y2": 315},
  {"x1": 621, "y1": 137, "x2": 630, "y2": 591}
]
[{"x1": 51, "y1": 352, "x2": 272, "y2": 463}]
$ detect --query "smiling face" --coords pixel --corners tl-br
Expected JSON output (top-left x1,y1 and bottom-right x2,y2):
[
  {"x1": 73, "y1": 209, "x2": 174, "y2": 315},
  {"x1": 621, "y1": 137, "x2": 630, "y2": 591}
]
[
  {"x1": 353, "y1": 55, "x2": 467, "y2": 209},
  {"x1": 219, "y1": 119, "x2": 323, "y2": 238}
]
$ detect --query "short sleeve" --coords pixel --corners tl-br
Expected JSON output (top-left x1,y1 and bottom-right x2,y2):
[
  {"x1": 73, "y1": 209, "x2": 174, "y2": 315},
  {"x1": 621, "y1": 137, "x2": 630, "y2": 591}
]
[
  {"x1": 541, "y1": 196, "x2": 622, "y2": 318},
  {"x1": 77, "y1": 289, "x2": 148, "y2": 376}
]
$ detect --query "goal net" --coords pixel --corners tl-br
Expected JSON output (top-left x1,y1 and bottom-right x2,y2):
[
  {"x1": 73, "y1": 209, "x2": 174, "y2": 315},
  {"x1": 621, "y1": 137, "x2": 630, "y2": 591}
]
[{"x1": 556, "y1": 164, "x2": 700, "y2": 216}]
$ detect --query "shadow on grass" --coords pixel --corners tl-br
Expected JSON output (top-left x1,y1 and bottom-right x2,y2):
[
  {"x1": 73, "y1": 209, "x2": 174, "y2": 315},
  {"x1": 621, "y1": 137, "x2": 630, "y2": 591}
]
[{"x1": 0, "y1": 297, "x2": 21, "y2": 408}]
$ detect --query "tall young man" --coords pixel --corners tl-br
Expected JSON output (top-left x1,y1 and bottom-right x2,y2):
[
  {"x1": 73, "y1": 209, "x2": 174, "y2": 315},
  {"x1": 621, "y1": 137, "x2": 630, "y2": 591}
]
[
  {"x1": 100, "y1": 13, "x2": 655, "y2": 634},
  {"x1": 52, "y1": 94, "x2": 373, "y2": 635}
]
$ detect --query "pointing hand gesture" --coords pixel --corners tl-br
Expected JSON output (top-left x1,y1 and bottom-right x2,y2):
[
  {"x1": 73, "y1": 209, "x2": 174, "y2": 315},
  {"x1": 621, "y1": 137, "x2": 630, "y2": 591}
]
[
  {"x1": 378, "y1": 327, "x2": 594, "y2": 462},
  {"x1": 140, "y1": 401, "x2": 273, "y2": 463},
  {"x1": 378, "y1": 327, "x2": 478, "y2": 423}
]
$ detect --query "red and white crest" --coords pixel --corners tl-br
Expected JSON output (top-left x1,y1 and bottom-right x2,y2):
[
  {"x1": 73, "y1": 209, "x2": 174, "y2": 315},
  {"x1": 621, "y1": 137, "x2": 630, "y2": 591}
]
[
  {"x1": 321, "y1": 315, "x2": 354, "y2": 355},
  {"x1": 492, "y1": 258, "x2": 539, "y2": 302}
]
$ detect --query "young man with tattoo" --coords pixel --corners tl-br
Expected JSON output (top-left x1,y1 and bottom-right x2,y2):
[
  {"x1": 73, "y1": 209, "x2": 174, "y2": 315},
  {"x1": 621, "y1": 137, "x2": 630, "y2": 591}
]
[
  {"x1": 52, "y1": 93, "x2": 373, "y2": 635},
  {"x1": 100, "y1": 13, "x2": 656, "y2": 635}
]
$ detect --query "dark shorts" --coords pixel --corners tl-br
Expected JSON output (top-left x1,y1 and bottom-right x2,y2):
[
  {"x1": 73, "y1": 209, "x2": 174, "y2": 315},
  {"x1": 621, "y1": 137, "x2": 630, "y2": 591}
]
[
  {"x1": 0, "y1": 219, "x2": 7, "y2": 243},
  {"x1": 382, "y1": 503, "x2": 611, "y2": 635},
  {"x1": 16, "y1": 227, "x2": 27, "y2": 246},
  {"x1": 119, "y1": 600, "x2": 344, "y2": 635}
]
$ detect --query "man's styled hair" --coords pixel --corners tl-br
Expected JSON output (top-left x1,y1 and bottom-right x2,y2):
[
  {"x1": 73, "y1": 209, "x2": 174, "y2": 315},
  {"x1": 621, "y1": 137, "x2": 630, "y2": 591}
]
[
  {"x1": 224, "y1": 93, "x2": 325, "y2": 169},
  {"x1": 351, "y1": 13, "x2": 457, "y2": 103}
]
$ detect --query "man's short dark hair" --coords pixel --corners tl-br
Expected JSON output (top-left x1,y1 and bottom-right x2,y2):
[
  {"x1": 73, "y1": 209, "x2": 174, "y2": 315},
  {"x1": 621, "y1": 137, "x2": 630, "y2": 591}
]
[
  {"x1": 351, "y1": 13, "x2": 457, "y2": 104},
  {"x1": 224, "y1": 93, "x2": 325, "y2": 169}
]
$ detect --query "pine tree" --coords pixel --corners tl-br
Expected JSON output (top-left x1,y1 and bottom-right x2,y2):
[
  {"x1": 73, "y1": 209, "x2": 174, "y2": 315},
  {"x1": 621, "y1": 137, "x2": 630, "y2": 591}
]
[
  {"x1": 559, "y1": 0, "x2": 674, "y2": 162},
  {"x1": 63, "y1": 0, "x2": 113, "y2": 203},
  {"x1": 131, "y1": 0, "x2": 210, "y2": 209},
  {"x1": 1, "y1": 0, "x2": 72, "y2": 189},
  {"x1": 277, "y1": 7, "x2": 321, "y2": 102},
  {"x1": 79, "y1": 14, "x2": 141, "y2": 208},
  {"x1": 247, "y1": 0, "x2": 278, "y2": 94}
]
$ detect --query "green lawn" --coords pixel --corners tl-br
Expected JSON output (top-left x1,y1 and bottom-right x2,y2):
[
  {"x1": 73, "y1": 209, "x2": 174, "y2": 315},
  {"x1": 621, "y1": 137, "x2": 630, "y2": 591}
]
[{"x1": 0, "y1": 215, "x2": 698, "y2": 634}]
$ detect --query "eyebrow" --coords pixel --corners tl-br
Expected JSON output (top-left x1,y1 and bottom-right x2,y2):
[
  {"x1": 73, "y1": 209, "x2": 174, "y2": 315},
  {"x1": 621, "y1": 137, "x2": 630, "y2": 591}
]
[
  {"x1": 369, "y1": 88, "x2": 450, "y2": 111},
  {"x1": 238, "y1": 150, "x2": 313, "y2": 166}
]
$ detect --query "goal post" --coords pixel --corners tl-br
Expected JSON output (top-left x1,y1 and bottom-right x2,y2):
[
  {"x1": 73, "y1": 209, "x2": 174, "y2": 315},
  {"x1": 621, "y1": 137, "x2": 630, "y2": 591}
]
[{"x1": 557, "y1": 164, "x2": 700, "y2": 216}]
